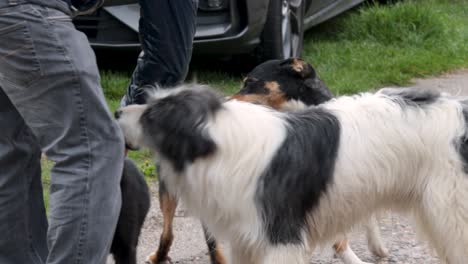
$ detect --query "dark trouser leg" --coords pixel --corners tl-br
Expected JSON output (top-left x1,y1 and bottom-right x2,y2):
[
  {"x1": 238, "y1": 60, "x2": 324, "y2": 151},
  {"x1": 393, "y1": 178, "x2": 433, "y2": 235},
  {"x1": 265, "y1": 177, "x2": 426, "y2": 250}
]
[{"x1": 121, "y1": 0, "x2": 198, "y2": 106}]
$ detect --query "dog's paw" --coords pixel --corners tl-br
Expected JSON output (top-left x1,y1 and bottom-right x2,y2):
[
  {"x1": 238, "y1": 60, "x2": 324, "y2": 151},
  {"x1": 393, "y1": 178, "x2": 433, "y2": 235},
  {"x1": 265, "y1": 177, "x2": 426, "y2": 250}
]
[
  {"x1": 336, "y1": 244, "x2": 376, "y2": 264},
  {"x1": 369, "y1": 245, "x2": 389, "y2": 258},
  {"x1": 364, "y1": 216, "x2": 388, "y2": 258},
  {"x1": 145, "y1": 253, "x2": 172, "y2": 264},
  {"x1": 367, "y1": 235, "x2": 388, "y2": 258}
]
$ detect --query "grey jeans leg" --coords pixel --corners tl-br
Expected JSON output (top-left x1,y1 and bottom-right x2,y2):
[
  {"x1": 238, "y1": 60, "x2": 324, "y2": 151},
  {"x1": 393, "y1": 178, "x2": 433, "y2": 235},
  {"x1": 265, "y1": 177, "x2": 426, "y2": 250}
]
[
  {"x1": 0, "y1": 3, "x2": 124, "y2": 264},
  {"x1": 0, "y1": 89, "x2": 48, "y2": 264}
]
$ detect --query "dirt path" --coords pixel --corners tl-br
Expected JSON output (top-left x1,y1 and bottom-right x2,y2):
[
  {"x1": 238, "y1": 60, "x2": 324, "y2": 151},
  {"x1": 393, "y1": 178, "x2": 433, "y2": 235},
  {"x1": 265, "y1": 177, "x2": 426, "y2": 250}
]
[{"x1": 109, "y1": 70, "x2": 468, "y2": 264}]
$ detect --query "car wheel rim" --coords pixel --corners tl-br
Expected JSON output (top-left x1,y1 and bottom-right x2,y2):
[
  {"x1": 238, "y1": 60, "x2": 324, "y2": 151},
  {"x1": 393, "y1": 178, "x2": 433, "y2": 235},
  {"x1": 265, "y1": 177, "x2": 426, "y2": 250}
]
[{"x1": 281, "y1": 0, "x2": 303, "y2": 59}]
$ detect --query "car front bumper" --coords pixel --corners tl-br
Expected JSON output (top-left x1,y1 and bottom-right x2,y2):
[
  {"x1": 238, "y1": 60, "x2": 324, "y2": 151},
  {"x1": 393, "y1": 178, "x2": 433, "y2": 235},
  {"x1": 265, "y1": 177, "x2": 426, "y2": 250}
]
[{"x1": 73, "y1": 0, "x2": 271, "y2": 55}]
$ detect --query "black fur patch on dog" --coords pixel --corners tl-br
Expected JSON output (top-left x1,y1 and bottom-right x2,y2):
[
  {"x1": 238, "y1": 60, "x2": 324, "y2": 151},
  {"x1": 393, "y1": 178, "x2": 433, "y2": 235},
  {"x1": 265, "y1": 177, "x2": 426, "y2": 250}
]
[
  {"x1": 256, "y1": 107, "x2": 340, "y2": 244},
  {"x1": 242, "y1": 58, "x2": 333, "y2": 105},
  {"x1": 111, "y1": 158, "x2": 151, "y2": 264},
  {"x1": 141, "y1": 88, "x2": 222, "y2": 172},
  {"x1": 380, "y1": 88, "x2": 440, "y2": 107},
  {"x1": 457, "y1": 103, "x2": 468, "y2": 174}
]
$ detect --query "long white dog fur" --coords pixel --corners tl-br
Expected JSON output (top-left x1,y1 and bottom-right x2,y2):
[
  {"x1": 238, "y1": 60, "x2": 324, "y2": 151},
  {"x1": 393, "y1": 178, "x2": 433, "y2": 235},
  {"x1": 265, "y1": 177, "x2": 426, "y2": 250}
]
[{"x1": 116, "y1": 85, "x2": 468, "y2": 264}]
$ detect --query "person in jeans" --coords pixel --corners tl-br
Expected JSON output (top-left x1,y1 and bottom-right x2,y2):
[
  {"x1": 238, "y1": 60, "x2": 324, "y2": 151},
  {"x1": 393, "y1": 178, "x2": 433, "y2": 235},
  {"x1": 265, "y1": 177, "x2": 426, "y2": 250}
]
[
  {"x1": 0, "y1": 1, "x2": 124, "y2": 264},
  {"x1": 121, "y1": 0, "x2": 198, "y2": 106}
]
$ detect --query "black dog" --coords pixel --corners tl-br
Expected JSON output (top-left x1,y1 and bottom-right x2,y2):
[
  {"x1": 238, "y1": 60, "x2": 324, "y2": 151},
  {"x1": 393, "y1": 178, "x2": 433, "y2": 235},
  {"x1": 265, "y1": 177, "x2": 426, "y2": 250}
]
[
  {"x1": 232, "y1": 58, "x2": 332, "y2": 109},
  {"x1": 110, "y1": 158, "x2": 151, "y2": 264}
]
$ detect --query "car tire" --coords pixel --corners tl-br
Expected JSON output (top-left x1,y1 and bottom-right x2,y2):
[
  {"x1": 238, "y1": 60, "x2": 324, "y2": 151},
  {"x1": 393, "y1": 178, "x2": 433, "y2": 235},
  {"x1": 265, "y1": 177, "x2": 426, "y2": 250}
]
[{"x1": 257, "y1": 0, "x2": 305, "y2": 62}]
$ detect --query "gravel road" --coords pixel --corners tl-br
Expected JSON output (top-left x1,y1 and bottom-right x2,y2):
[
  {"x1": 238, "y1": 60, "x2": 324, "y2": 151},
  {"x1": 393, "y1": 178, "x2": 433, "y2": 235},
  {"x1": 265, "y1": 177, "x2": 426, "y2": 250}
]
[{"x1": 108, "y1": 70, "x2": 468, "y2": 264}]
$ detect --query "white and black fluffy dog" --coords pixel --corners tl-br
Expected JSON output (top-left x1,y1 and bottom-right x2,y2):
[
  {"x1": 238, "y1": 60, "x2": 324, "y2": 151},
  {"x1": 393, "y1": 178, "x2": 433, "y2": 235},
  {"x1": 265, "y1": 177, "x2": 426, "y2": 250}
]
[{"x1": 116, "y1": 85, "x2": 468, "y2": 264}]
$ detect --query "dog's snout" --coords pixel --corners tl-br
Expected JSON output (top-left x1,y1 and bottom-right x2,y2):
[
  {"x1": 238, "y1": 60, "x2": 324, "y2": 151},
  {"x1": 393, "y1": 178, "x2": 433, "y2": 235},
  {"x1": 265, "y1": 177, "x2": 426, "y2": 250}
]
[{"x1": 114, "y1": 110, "x2": 122, "y2": 119}]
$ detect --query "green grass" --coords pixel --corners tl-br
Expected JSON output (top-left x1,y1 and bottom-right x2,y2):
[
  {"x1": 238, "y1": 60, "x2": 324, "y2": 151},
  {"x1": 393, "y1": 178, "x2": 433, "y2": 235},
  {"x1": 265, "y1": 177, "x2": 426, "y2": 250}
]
[
  {"x1": 302, "y1": 0, "x2": 468, "y2": 95},
  {"x1": 196, "y1": 71, "x2": 241, "y2": 95},
  {"x1": 41, "y1": 157, "x2": 53, "y2": 210},
  {"x1": 100, "y1": 70, "x2": 131, "y2": 111},
  {"x1": 41, "y1": 0, "x2": 468, "y2": 202}
]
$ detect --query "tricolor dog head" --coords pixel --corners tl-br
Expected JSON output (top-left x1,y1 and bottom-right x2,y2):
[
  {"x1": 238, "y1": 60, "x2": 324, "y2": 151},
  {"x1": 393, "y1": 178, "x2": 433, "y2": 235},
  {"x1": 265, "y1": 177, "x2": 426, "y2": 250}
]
[
  {"x1": 115, "y1": 86, "x2": 223, "y2": 171},
  {"x1": 232, "y1": 58, "x2": 333, "y2": 110}
]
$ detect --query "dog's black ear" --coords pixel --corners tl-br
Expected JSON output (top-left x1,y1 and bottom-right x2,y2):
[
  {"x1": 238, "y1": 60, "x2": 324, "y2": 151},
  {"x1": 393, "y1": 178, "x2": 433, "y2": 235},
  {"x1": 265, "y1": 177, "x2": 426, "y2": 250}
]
[
  {"x1": 280, "y1": 58, "x2": 316, "y2": 79},
  {"x1": 302, "y1": 77, "x2": 334, "y2": 104},
  {"x1": 141, "y1": 87, "x2": 222, "y2": 172},
  {"x1": 281, "y1": 58, "x2": 334, "y2": 105}
]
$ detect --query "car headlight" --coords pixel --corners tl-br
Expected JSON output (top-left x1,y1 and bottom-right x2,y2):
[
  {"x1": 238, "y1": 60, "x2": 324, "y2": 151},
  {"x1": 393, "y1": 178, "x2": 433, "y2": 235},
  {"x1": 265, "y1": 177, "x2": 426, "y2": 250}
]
[{"x1": 198, "y1": 0, "x2": 229, "y2": 11}]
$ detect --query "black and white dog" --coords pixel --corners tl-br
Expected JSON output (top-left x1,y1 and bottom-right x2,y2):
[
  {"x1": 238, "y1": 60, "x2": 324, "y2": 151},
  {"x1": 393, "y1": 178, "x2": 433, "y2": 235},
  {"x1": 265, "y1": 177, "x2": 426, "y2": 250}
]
[{"x1": 116, "y1": 84, "x2": 468, "y2": 263}]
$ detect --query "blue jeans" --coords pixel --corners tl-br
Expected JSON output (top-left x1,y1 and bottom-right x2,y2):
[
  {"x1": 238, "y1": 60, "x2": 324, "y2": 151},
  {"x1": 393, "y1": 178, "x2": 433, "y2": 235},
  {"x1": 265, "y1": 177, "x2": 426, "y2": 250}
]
[{"x1": 0, "y1": 1, "x2": 124, "y2": 264}]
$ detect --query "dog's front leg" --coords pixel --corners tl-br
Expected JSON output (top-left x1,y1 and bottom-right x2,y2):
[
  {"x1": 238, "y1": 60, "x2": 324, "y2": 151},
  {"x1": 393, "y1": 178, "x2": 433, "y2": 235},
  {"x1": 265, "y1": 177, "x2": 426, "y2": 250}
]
[
  {"x1": 147, "y1": 180, "x2": 178, "y2": 264},
  {"x1": 202, "y1": 225, "x2": 227, "y2": 264},
  {"x1": 333, "y1": 239, "x2": 373, "y2": 264},
  {"x1": 364, "y1": 215, "x2": 388, "y2": 258}
]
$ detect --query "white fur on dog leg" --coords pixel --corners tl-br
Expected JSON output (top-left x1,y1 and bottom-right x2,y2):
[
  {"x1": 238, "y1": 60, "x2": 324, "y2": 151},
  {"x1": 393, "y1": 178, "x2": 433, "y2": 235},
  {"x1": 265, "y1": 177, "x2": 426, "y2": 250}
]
[
  {"x1": 338, "y1": 246, "x2": 374, "y2": 264},
  {"x1": 260, "y1": 244, "x2": 309, "y2": 264},
  {"x1": 365, "y1": 216, "x2": 388, "y2": 258},
  {"x1": 228, "y1": 244, "x2": 256, "y2": 264}
]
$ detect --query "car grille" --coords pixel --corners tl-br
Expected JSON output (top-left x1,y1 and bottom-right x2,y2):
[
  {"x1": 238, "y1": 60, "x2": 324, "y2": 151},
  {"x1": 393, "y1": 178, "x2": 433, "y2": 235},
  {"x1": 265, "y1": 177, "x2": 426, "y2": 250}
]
[
  {"x1": 74, "y1": 10, "x2": 101, "y2": 39},
  {"x1": 73, "y1": 9, "x2": 139, "y2": 45}
]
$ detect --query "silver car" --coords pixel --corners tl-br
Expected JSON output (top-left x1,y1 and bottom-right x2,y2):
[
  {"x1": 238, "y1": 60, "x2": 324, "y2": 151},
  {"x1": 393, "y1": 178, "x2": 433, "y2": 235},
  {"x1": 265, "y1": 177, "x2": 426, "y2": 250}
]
[{"x1": 73, "y1": 0, "x2": 365, "y2": 61}]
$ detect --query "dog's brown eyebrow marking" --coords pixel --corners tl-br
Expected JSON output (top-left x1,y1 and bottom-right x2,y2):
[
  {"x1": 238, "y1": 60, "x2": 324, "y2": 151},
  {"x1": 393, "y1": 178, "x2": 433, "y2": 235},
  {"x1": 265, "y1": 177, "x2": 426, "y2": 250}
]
[
  {"x1": 291, "y1": 58, "x2": 305, "y2": 72},
  {"x1": 291, "y1": 58, "x2": 315, "y2": 78}
]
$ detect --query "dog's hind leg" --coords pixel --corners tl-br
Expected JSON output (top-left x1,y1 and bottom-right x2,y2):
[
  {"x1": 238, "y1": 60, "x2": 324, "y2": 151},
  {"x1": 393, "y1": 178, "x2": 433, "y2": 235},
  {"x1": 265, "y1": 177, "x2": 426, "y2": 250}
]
[
  {"x1": 364, "y1": 215, "x2": 388, "y2": 258},
  {"x1": 260, "y1": 244, "x2": 310, "y2": 264},
  {"x1": 413, "y1": 208, "x2": 467, "y2": 264},
  {"x1": 146, "y1": 180, "x2": 178, "y2": 264},
  {"x1": 333, "y1": 239, "x2": 373, "y2": 264},
  {"x1": 203, "y1": 225, "x2": 227, "y2": 264},
  {"x1": 228, "y1": 243, "x2": 257, "y2": 264},
  {"x1": 413, "y1": 177, "x2": 468, "y2": 264}
]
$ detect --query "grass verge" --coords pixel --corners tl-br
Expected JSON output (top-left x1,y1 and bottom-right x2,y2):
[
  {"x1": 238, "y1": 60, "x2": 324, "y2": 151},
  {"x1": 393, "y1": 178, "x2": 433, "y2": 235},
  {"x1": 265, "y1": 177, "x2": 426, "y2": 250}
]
[{"x1": 303, "y1": 0, "x2": 468, "y2": 94}]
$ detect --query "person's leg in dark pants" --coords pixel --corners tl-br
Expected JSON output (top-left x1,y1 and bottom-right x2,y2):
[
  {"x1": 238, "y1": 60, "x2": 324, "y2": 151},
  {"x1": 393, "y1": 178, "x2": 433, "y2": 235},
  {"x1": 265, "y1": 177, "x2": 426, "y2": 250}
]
[{"x1": 121, "y1": 0, "x2": 198, "y2": 106}]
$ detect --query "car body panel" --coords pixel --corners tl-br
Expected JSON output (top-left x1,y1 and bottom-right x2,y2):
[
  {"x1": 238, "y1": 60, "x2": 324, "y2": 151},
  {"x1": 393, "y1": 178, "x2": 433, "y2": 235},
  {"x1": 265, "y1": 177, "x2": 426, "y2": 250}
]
[
  {"x1": 304, "y1": 0, "x2": 366, "y2": 28},
  {"x1": 74, "y1": 0, "x2": 366, "y2": 54},
  {"x1": 103, "y1": 4, "x2": 139, "y2": 32}
]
